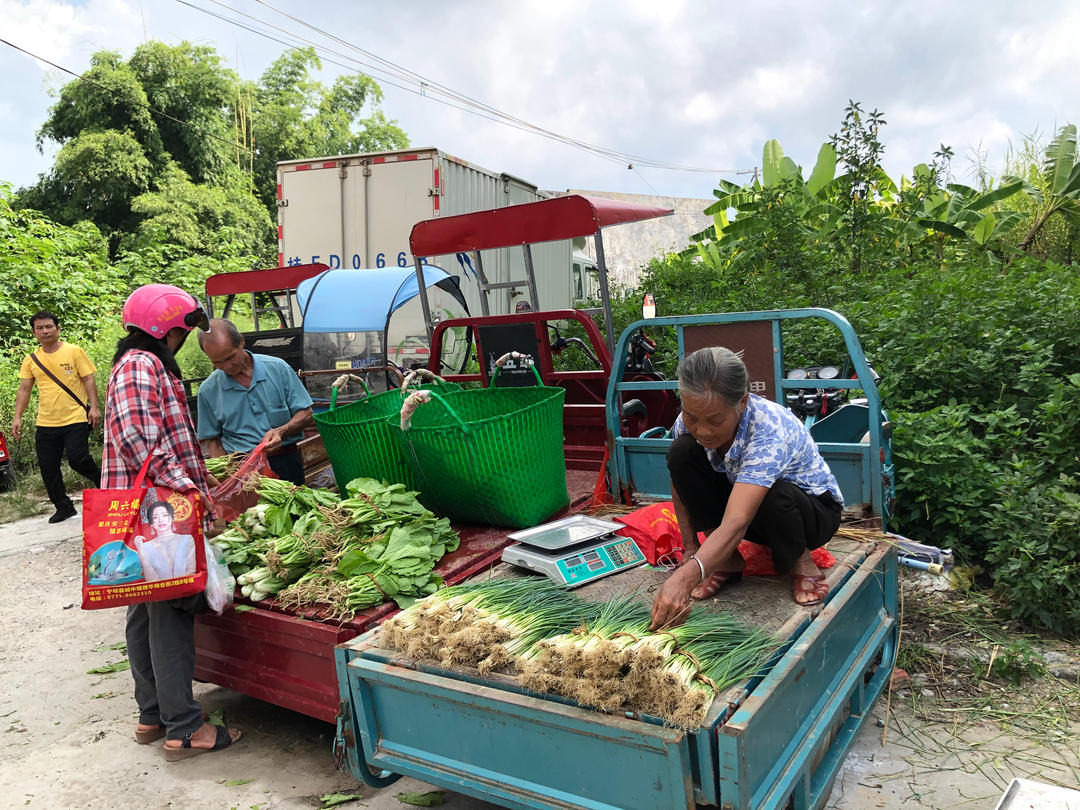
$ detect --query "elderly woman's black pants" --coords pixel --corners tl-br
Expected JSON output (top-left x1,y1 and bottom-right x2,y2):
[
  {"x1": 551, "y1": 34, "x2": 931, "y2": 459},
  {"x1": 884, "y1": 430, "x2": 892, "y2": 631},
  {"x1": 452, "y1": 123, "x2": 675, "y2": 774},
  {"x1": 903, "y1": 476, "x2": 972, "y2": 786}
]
[{"x1": 666, "y1": 434, "x2": 842, "y2": 573}]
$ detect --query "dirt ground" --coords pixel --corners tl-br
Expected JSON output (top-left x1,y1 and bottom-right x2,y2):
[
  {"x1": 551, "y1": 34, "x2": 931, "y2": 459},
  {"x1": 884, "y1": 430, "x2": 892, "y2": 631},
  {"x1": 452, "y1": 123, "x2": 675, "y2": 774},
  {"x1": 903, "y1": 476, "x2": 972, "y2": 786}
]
[{"x1": 2, "y1": 515, "x2": 1078, "y2": 810}]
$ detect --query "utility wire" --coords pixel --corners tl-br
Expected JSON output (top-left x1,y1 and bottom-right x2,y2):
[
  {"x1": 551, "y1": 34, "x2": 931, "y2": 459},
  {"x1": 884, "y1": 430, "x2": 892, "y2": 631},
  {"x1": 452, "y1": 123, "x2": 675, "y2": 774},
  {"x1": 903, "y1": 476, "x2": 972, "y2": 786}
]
[
  {"x1": 0, "y1": 36, "x2": 269, "y2": 168},
  {"x1": 256, "y1": 0, "x2": 743, "y2": 172},
  {"x1": 174, "y1": 0, "x2": 627, "y2": 166},
  {"x1": 185, "y1": 0, "x2": 753, "y2": 175}
]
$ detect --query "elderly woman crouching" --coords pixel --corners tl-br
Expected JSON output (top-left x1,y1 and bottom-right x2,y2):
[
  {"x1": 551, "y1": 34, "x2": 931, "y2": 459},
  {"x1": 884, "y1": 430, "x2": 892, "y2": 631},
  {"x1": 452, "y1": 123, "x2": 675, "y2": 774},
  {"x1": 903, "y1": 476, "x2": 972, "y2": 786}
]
[{"x1": 650, "y1": 347, "x2": 845, "y2": 630}]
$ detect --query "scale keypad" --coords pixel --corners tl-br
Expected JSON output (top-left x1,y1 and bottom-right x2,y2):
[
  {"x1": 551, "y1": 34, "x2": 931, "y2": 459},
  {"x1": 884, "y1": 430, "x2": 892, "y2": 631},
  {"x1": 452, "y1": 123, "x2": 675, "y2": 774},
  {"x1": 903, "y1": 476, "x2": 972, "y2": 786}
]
[
  {"x1": 608, "y1": 539, "x2": 644, "y2": 566},
  {"x1": 556, "y1": 538, "x2": 646, "y2": 585}
]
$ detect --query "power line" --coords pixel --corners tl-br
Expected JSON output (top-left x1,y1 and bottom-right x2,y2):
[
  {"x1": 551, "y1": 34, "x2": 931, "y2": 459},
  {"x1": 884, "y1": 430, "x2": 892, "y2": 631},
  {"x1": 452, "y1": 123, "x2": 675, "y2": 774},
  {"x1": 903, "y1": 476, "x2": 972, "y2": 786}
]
[
  {"x1": 0, "y1": 36, "x2": 269, "y2": 169},
  {"x1": 183, "y1": 0, "x2": 753, "y2": 176},
  {"x1": 173, "y1": 0, "x2": 634, "y2": 166}
]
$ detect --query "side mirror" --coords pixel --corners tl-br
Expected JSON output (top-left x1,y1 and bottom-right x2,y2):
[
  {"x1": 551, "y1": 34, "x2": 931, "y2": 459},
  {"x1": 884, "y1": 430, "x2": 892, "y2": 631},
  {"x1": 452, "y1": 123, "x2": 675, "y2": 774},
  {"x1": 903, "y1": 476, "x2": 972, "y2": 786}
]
[{"x1": 642, "y1": 293, "x2": 656, "y2": 319}]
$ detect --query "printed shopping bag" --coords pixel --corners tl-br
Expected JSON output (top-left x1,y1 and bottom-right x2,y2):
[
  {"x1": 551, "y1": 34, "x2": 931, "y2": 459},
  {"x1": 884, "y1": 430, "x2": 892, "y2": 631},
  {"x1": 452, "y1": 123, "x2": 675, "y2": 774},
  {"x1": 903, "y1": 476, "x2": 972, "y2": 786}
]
[{"x1": 82, "y1": 455, "x2": 207, "y2": 609}]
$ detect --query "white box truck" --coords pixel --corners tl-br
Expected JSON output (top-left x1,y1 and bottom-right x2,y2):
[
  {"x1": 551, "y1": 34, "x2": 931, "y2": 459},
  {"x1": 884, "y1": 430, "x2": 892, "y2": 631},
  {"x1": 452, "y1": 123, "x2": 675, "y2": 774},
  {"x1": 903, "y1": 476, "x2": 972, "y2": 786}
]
[{"x1": 276, "y1": 147, "x2": 597, "y2": 317}]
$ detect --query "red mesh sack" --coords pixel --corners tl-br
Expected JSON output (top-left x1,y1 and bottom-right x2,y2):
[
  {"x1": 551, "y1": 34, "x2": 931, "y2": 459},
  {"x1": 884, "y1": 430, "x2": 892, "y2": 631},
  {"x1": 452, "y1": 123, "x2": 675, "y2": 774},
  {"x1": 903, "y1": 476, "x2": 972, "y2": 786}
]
[
  {"x1": 614, "y1": 500, "x2": 836, "y2": 574},
  {"x1": 208, "y1": 439, "x2": 278, "y2": 524}
]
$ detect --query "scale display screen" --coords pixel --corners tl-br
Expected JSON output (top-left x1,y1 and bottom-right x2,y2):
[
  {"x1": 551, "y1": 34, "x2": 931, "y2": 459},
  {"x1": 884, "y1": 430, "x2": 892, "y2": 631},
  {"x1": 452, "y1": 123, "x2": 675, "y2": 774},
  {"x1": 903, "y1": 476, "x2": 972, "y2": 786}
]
[
  {"x1": 555, "y1": 539, "x2": 645, "y2": 585},
  {"x1": 502, "y1": 535, "x2": 647, "y2": 587}
]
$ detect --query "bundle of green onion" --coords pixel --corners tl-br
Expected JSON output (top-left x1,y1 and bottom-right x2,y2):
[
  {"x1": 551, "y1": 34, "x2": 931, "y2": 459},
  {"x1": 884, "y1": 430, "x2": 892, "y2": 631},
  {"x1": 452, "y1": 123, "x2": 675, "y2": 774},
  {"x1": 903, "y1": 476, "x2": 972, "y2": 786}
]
[
  {"x1": 381, "y1": 578, "x2": 776, "y2": 729},
  {"x1": 383, "y1": 578, "x2": 590, "y2": 674}
]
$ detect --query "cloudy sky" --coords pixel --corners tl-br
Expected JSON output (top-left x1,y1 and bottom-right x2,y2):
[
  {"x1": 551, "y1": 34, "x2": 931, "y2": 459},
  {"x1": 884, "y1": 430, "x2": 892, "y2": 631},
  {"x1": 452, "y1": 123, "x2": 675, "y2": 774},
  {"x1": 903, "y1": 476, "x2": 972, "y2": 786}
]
[{"x1": 1, "y1": 0, "x2": 1076, "y2": 202}]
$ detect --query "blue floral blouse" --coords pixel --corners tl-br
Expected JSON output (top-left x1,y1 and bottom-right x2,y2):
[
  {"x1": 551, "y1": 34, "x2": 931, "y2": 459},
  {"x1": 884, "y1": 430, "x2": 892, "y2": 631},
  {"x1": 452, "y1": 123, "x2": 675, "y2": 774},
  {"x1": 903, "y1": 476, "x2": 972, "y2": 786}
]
[{"x1": 671, "y1": 393, "x2": 844, "y2": 505}]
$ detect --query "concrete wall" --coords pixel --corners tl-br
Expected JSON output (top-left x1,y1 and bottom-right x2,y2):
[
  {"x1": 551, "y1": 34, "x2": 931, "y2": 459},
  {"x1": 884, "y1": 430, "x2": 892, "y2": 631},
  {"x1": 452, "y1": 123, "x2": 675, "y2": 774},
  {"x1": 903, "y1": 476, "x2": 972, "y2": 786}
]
[{"x1": 553, "y1": 189, "x2": 714, "y2": 288}]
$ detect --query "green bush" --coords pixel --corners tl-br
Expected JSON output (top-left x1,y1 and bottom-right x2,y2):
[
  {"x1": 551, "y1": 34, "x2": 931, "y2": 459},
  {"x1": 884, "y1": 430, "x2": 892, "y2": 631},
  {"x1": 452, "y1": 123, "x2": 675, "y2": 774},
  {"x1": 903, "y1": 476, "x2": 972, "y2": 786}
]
[
  {"x1": 890, "y1": 403, "x2": 1028, "y2": 561},
  {"x1": 842, "y1": 257, "x2": 1080, "y2": 415},
  {"x1": 984, "y1": 463, "x2": 1080, "y2": 636}
]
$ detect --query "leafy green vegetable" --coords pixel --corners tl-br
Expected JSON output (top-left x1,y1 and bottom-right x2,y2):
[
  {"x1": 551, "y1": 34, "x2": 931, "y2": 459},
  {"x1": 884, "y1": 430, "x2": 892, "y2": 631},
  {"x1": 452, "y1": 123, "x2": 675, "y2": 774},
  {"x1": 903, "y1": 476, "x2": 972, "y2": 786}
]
[
  {"x1": 87, "y1": 660, "x2": 130, "y2": 674},
  {"x1": 318, "y1": 793, "x2": 364, "y2": 809},
  {"x1": 219, "y1": 476, "x2": 460, "y2": 619},
  {"x1": 395, "y1": 791, "x2": 445, "y2": 807},
  {"x1": 225, "y1": 779, "x2": 254, "y2": 786},
  {"x1": 93, "y1": 642, "x2": 127, "y2": 653}
]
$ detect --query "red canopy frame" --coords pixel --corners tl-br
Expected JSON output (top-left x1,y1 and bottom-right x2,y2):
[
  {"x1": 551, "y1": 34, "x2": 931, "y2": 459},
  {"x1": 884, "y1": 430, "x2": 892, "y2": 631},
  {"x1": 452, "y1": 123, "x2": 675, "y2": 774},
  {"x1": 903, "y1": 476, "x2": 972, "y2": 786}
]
[
  {"x1": 204, "y1": 263, "x2": 329, "y2": 297},
  {"x1": 408, "y1": 195, "x2": 673, "y2": 352},
  {"x1": 203, "y1": 263, "x2": 329, "y2": 330},
  {"x1": 409, "y1": 195, "x2": 673, "y2": 256}
]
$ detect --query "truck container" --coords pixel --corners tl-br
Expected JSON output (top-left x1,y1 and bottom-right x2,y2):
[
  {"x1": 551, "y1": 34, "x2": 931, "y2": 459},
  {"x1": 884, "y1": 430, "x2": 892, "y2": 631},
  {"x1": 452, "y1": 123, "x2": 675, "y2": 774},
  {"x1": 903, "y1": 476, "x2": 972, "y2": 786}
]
[{"x1": 276, "y1": 147, "x2": 593, "y2": 316}]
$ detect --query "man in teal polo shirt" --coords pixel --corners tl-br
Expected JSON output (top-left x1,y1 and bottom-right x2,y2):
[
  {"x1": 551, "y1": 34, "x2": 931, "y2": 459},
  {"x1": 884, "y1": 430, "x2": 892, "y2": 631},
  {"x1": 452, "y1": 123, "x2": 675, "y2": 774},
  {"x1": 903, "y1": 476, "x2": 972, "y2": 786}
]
[{"x1": 197, "y1": 319, "x2": 313, "y2": 485}]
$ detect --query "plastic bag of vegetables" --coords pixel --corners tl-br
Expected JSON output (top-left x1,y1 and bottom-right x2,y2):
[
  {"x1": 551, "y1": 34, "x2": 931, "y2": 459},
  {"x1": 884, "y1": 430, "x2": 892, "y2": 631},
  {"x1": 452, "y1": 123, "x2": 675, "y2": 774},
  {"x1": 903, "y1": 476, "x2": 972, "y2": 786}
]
[
  {"x1": 206, "y1": 438, "x2": 277, "y2": 523},
  {"x1": 204, "y1": 539, "x2": 236, "y2": 614}
]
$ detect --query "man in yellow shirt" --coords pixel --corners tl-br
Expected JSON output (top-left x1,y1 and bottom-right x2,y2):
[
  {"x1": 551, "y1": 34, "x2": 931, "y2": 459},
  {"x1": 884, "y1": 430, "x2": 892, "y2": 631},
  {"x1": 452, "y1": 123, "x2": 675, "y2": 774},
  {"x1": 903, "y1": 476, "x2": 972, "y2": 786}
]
[{"x1": 13, "y1": 311, "x2": 102, "y2": 523}]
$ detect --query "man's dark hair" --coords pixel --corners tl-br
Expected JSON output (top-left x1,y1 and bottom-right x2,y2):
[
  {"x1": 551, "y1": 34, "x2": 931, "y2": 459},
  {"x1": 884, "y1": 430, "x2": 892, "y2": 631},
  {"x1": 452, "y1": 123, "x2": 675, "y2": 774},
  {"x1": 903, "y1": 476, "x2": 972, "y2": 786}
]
[
  {"x1": 113, "y1": 327, "x2": 183, "y2": 378},
  {"x1": 30, "y1": 311, "x2": 58, "y2": 329}
]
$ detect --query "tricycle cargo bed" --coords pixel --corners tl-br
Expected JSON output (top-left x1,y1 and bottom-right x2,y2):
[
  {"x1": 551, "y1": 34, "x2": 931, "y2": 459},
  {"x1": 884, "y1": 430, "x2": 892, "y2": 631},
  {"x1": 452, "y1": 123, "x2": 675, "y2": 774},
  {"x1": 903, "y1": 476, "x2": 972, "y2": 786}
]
[
  {"x1": 193, "y1": 469, "x2": 598, "y2": 723},
  {"x1": 335, "y1": 539, "x2": 898, "y2": 810}
]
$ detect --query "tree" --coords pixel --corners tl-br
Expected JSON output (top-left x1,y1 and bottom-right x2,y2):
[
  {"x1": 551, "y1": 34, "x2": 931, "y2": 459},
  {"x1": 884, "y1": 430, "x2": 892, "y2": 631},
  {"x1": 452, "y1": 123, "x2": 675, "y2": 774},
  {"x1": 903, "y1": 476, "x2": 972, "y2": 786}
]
[
  {"x1": 20, "y1": 42, "x2": 410, "y2": 247},
  {"x1": 37, "y1": 50, "x2": 164, "y2": 164},
  {"x1": 18, "y1": 129, "x2": 153, "y2": 239},
  {"x1": 246, "y1": 48, "x2": 408, "y2": 214},
  {"x1": 122, "y1": 162, "x2": 274, "y2": 261},
  {"x1": 128, "y1": 41, "x2": 236, "y2": 185}
]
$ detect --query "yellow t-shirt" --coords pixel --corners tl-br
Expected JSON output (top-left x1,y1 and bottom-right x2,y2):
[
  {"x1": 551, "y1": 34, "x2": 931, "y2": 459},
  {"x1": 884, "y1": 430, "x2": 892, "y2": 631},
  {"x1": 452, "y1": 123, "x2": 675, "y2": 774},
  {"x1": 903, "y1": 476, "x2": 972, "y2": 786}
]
[{"x1": 19, "y1": 342, "x2": 97, "y2": 427}]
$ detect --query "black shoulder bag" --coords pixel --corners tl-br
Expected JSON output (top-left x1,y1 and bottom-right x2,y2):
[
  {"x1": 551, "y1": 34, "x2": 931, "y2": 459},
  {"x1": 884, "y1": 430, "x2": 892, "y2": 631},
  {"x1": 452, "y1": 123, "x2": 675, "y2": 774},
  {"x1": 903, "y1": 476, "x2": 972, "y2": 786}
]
[{"x1": 30, "y1": 351, "x2": 91, "y2": 417}]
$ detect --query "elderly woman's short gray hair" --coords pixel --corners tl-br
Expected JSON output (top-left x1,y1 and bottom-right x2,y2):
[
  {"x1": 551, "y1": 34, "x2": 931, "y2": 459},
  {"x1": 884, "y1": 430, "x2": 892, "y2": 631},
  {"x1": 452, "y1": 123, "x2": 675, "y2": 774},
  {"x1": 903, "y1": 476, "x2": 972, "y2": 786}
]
[{"x1": 677, "y1": 346, "x2": 748, "y2": 407}]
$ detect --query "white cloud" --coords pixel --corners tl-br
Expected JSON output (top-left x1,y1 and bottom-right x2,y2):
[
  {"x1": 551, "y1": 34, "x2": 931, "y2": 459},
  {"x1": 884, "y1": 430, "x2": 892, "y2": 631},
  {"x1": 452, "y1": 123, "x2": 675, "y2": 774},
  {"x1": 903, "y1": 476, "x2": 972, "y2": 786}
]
[{"x1": 0, "y1": 0, "x2": 1077, "y2": 203}]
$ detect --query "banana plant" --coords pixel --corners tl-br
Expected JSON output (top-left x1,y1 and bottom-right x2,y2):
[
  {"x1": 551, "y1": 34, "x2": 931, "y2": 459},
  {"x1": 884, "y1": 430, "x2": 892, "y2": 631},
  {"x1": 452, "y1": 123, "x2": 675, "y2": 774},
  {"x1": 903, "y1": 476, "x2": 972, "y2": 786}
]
[
  {"x1": 689, "y1": 136, "x2": 1026, "y2": 270},
  {"x1": 688, "y1": 139, "x2": 844, "y2": 268},
  {"x1": 875, "y1": 172, "x2": 1025, "y2": 250},
  {"x1": 1017, "y1": 123, "x2": 1080, "y2": 251}
]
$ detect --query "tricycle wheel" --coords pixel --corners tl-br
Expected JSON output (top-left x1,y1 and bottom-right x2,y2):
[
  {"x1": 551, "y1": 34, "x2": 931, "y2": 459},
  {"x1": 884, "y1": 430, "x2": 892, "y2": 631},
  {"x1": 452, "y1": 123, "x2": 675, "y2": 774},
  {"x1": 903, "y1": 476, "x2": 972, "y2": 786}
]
[{"x1": 0, "y1": 462, "x2": 16, "y2": 493}]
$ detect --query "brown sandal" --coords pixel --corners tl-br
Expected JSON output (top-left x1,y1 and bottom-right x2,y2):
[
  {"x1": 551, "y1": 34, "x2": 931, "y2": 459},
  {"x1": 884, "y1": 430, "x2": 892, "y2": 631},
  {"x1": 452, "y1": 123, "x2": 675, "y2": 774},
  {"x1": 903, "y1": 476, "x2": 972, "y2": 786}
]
[
  {"x1": 792, "y1": 574, "x2": 828, "y2": 606},
  {"x1": 163, "y1": 724, "x2": 242, "y2": 761},
  {"x1": 137, "y1": 711, "x2": 207, "y2": 744},
  {"x1": 691, "y1": 570, "x2": 743, "y2": 600},
  {"x1": 135, "y1": 724, "x2": 165, "y2": 745}
]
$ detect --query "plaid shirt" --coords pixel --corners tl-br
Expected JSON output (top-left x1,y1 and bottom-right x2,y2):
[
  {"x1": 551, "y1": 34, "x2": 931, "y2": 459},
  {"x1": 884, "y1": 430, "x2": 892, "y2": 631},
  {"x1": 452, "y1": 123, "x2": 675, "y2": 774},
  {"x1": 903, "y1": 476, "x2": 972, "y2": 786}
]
[{"x1": 102, "y1": 350, "x2": 214, "y2": 519}]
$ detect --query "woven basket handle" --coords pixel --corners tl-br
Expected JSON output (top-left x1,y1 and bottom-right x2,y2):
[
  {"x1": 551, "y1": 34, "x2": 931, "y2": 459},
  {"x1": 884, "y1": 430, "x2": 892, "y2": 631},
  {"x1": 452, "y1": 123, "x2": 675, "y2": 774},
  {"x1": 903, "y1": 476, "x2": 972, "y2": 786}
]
[
  {"x1": 398, "y1": 389, "x2": 470, "y2": 434},
  {"x1": 329, "y1": 374, "x2": 372, "y2": 410},
  {"x1": 490, "y1": 352, "x2": 543, "y2": 388},
  {"x1": 400, "y1": 368, "x2": 450, "y2": 393}
]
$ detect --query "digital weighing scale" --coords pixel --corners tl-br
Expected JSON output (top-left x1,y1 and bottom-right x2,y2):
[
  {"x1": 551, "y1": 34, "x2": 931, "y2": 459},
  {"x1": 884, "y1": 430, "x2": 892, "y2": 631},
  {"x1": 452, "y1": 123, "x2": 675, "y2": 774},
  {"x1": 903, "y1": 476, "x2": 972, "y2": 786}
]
[{"x1": 500, "y1": 515, "x2": 647, "y2": 587}]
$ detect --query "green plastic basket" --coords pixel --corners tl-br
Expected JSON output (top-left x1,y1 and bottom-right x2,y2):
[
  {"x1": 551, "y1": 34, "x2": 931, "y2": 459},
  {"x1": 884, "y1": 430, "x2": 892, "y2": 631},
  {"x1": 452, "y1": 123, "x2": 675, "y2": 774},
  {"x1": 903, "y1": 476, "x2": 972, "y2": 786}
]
[
  {"x1": 391, "y1": 365, "x2": 568, "y2": 528},
  {"x1": 314, "y1": 374, "x2": 461, "y2": 492}
]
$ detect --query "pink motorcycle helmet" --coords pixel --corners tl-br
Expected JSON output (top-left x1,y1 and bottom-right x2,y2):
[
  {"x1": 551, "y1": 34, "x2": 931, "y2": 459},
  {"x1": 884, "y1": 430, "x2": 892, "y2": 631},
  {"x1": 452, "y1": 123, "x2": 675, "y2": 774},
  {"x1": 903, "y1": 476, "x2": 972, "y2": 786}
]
[{"x1": 122, "y1": 284, "x2": 209, "y2": 337}]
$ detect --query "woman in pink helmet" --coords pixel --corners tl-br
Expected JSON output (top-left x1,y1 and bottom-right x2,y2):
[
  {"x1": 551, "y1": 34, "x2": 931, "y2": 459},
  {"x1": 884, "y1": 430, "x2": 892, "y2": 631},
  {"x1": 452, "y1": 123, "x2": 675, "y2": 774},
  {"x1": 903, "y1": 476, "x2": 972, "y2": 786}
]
[{"x1": 102, "y1": 283, "x2": 242, "y2": 760}]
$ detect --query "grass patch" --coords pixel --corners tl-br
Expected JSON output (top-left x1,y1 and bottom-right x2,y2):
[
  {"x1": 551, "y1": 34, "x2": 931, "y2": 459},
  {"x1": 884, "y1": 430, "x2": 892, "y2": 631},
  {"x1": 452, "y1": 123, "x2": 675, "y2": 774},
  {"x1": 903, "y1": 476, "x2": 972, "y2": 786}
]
[
  {"x1": 0, "y1": 459, "x2": 100, "y2": 524},
  {"x1": 893, "y1": 570, "x2": 1080, "y2": 740},
  {"x1": 896, "y1": 640, "x2": 934, "y2": 674},
  {"x1": 0, "y1": 489, "x2": 49, "y2": 523}
]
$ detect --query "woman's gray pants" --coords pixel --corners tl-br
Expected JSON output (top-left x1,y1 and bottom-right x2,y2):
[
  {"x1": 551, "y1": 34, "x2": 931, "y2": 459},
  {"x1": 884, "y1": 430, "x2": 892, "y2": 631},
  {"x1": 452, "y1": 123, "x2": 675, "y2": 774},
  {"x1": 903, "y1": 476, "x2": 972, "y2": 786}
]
[{"x1": 125, "y1": 595, "x2": 206, "y2": 741}]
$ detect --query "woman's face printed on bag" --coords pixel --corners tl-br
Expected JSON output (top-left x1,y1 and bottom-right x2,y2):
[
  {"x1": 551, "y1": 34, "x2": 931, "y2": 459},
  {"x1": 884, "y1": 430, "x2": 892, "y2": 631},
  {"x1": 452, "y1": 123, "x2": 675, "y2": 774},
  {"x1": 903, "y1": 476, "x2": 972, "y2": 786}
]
[{"x1": 151, "y1": 505, "x2": 174, "y2": 535}]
